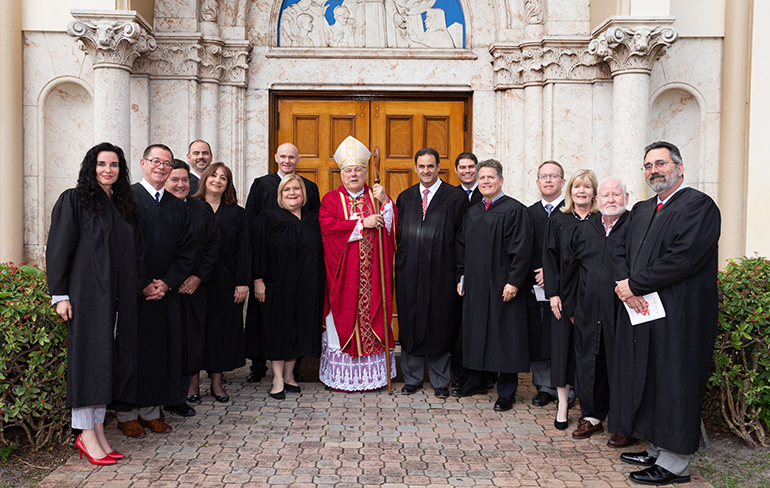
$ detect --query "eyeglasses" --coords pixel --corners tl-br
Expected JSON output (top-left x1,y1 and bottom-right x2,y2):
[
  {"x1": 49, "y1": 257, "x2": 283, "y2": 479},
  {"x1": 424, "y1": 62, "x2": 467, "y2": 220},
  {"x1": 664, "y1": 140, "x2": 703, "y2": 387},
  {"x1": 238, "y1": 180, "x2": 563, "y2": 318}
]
[
  {"x1": 145, "y1": 158, "x2": 173, "y2": 169},
  {"x1": 538, "y1": 174, "x2": 562, "y2": 181},
  {"x1": 641, "y1": 160, "x2": 676, "y2": 172}
]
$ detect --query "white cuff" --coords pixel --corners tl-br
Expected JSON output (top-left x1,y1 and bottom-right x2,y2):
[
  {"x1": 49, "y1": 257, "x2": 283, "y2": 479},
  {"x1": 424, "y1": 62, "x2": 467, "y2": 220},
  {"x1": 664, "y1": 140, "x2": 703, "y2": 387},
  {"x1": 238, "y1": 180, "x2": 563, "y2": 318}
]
[
  {"x1": 381, "y1": 201, "x2": 393, "y2": 235},
  {"x1": 348, "y1": 220, "x2": 364, "y2": 242},
  {"x1": 51, "y1": 295, "x2": 70, "y2": 305}
]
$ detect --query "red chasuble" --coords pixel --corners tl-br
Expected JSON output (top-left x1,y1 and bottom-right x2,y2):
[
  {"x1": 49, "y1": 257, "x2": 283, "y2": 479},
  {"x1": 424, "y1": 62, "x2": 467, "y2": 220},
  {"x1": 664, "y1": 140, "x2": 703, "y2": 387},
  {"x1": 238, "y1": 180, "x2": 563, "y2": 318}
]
[{"x1": 319, "y1": 185, "x2": 397, "y2": 358}]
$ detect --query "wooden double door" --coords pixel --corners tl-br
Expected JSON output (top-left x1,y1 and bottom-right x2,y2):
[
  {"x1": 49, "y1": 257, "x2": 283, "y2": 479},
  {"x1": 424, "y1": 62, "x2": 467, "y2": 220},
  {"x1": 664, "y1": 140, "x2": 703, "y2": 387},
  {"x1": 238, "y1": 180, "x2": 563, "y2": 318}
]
[
  {"x1": 274, "y1": 96, "x2": 470, "y2": 202},
  {"x1": 273, "y1": 95, "x2": 470, "y2": 339}
]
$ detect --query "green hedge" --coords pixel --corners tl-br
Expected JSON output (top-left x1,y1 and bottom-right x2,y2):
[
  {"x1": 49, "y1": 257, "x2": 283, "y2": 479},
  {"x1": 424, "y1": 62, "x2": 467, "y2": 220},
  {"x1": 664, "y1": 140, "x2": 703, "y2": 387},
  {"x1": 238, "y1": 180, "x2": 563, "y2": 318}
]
[
  {"x1": 0, "y1": 263, "x2": 69, "y2": 450},
  {"x1": 709, "y1": 255, "x2": 770, "y2": 447}
]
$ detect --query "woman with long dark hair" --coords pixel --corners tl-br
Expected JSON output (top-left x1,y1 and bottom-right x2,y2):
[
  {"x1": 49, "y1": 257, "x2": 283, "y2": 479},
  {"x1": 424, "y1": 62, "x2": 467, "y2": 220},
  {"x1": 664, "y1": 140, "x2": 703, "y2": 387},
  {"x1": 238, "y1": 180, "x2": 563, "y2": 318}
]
[
  {"x1": 188, "y1": 162, "x2": 249, "y2": 402},
  {"x1": 47, "y1": 142, "x2": 141, "y2": 465}
]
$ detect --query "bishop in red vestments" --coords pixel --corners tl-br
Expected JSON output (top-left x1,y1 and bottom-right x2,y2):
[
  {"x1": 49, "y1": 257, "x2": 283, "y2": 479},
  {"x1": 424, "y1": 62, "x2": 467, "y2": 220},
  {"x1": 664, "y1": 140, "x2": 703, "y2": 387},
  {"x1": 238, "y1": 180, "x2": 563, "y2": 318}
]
[{"x1": 318, "y1": 136, "x2": 397, "y2": 391}]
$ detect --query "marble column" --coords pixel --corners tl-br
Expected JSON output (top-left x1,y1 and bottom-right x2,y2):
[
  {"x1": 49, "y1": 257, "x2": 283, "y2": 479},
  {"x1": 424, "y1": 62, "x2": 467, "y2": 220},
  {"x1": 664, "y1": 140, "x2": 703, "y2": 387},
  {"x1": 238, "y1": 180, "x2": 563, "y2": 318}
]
[
  {"x1": 0, "y1": 0, "x2": 23, "y2": 262},
  {"x1": 589, "y1": 21, "x2": 678, "y2": 203},
  {"x1": 718, "y1": 0, "x2": 751, "y2": 263},
  {"x1": 67, "y1": 11, "x2": 156, "y2": 154}
]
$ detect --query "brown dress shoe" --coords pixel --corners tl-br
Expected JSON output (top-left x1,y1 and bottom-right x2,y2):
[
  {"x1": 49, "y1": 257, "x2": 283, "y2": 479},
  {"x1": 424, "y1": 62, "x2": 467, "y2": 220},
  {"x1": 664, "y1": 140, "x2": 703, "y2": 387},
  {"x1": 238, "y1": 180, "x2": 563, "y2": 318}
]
[
  {"x1": 572, "y1": 417, "x2": 604, "y2": 438},
  {"x1": 138, "y1": 416, "x2": 173, "y2": 433},
  {"x1": 118, "y1": 419, "x2": 147, "y2": 438},
  {"x1": 607, "y1": 433, "x2": 638, "y2": 448}
]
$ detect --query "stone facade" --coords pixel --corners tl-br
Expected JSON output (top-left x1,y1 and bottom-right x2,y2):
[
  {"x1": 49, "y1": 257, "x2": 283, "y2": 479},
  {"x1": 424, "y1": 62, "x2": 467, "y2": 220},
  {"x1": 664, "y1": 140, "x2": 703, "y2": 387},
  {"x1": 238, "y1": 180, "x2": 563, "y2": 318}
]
[{"x1": 20, "y1": 0, "x2": 722, "y2": 264}]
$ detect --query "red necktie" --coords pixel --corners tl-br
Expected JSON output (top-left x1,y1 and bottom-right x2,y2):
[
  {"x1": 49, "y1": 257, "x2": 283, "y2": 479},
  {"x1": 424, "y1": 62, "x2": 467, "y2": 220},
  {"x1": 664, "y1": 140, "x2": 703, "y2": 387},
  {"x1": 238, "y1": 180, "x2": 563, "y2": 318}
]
[
  {"x1": 422, "y1": 189, "x2": 430, "y2": 217},
  {"x1": 656, "y1": 202, "x2": 663, "y2": 212},
  {"x1": 484, "y1": 201, "x2": 491, "y2": 211}
]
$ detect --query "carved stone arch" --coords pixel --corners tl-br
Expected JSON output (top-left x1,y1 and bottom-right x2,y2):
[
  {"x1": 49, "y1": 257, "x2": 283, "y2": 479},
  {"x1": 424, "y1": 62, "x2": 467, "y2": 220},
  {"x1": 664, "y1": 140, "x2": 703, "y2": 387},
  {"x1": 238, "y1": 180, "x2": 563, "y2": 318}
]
[{"x1": 649, "y1": 82, "x2": 708, "y2": 192}]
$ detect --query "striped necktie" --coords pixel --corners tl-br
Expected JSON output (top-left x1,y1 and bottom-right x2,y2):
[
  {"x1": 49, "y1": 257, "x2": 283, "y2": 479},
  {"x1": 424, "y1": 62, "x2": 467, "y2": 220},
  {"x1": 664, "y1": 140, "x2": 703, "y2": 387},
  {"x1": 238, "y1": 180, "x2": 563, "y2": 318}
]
[
  {"x1": 155, "y1": 192, "x2": 160, "y2": 206},
  {"x1": 422, "y1": 188, "x2": 430, "y2": 218}
]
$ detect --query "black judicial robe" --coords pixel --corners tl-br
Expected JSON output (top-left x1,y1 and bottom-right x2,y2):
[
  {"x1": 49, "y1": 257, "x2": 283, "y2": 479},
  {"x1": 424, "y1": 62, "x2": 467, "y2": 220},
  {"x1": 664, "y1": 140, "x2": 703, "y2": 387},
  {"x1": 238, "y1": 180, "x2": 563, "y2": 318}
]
[
  {"x1": 244, "y1": 172, "x2": 320, "y2": 359},
  {"x1": 253, "y1": 207, "x2": 324, "y2": 360},
  {"x1": 610, "y1": 188, "x2": 720, "y2": 455},
  {"x1": 543, "y1": 210, "x2": 595, "y2": 386},
  {"x1": 131, "y1": 185, "x2": 195, "y2": 406},
  {"x1": 562, "y1": 211, "x2": 628, "y2": 415},
  {"x1": 180, "y1": 197, "x2": 220, "y2": 373},
  {"x1": 525, "y1": 199, "x2": 564, "y2": 362},
  {"x1": 46, "y1": 189, "x2": 140, "y2": 408},
  {"x1": 203, "y1": 202, "x2": 250, "y2": 372},
  {"x1": 189, "y1": 173, "x2": 200, "y2": 196},
  {"x1": 395, "y1": 182, "x2": 467, "y2": 356},
  {"x1": 456, "y1": 195, "x2": 532, "y2": 372}
]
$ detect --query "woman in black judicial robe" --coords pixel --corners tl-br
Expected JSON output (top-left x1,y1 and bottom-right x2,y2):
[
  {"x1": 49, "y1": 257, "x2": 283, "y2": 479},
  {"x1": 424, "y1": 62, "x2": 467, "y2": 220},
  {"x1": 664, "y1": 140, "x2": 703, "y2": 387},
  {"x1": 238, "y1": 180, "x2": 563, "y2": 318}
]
[
  {"x1": 46, "y1": 142, "x2": 141, "y2": 464},
  {"x1": 253, "y1": 174, "x2": 324, "y2": 399},
  {"x1": 193, "y1": 162, "x2": 249, "y2": 402},
  {"x1": 543, "y1": 169, "x2": 599, "y2": 430}
]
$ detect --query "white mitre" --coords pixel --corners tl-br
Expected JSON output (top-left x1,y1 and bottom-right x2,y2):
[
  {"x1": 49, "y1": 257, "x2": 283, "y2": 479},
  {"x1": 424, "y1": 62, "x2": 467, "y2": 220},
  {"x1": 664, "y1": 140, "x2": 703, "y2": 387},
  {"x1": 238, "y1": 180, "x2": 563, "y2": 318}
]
[{"x1": 333, "y1": 135, "x2": 371, "y2": 170}]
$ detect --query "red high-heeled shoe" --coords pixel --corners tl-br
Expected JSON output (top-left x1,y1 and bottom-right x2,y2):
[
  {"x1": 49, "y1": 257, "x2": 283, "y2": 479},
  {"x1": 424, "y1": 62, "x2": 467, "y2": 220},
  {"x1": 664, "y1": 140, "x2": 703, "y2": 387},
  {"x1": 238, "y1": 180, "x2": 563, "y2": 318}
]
[
  {"x1": 106, "y1": 451, "x2": 124, "y2": 460},
  {"x1": 75, "y1": 434, "x2": 116, "y2": 465}
]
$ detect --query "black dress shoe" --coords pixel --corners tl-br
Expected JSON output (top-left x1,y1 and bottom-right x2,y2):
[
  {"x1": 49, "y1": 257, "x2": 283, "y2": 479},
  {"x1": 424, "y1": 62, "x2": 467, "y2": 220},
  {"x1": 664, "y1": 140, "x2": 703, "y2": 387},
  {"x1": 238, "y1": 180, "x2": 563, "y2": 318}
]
[
  {"x1": 211, "y1": 390, "x2": 229, "y2": 403},
  {"x1": 629, "y1": 465, "x2": 690, "y2": 485},
  {"x1": 493, "y1": 397, "x2": 514, "y2": 412},
  {"x1": 434, "y1": 387, "x2": 450, "y2": 398},
  {"x1": 269, "y1": 389, "x2": 286, "y2": 400},
  {"x1": 450, "y1": 376, "x2": 467, "y2": 388},
  {"x1": 451, "y1": 384, "x2": 488, "y2": 398},
  {"x1": 532, "y1": 391, "x2": 556, "y2": 406},
  {"x1": 186, "y1": 393, "x2": 200, "y2": 403},
  {"x1": 164, "y1": 403, "x2": 196, "y2": 417},
  {"x1": 401, "y1": 384, "x2": 419, "y2": 394},
  {"x1": 554, "y1": 418, "x2": 569, "y2": 430},
  {"x1": 620, "y1": 451, "x2": 658, "y2": 466},
  {"x1": 285, "y1": 384, "x2": 301, "y2": 394}
]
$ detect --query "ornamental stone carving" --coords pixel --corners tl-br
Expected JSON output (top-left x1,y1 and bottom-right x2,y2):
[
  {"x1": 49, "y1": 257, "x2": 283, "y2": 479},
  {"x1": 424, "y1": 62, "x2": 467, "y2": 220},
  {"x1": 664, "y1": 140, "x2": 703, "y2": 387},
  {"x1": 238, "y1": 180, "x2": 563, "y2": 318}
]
[
  {"x1": 67, "y1": 19, "x2": 156, "y2": 70},
  {"x1": 200, "y1": 41, "x2": 225, "y2": 82},
  {"x1": 220, "y1": 43, "x2": 250, "y2": 87},
  {"x1": 132, "y1": 37, "x2": 202, "y2": 79},
  {"x1": 200, "y1": 0, "x2": 219, "y2": 22},
  {"x1": 588, "y1": 25, "x2": 679, "y2": 75},
  {"x1": 525, "y1": 0, "x2": 544, "y2": 25},
  {"x1": 490, "y1": 41, "x2": 609, "y2": 89}
]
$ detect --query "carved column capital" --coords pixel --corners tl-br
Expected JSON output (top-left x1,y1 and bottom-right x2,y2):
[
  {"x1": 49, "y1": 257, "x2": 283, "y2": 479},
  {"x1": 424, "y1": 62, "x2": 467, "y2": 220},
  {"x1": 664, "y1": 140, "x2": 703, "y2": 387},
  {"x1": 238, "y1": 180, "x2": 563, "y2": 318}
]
[
  {"x1": 200, "y1": 39, "x2": 225, "y2": 82},
  {"x1": 588, "y1": 21, "x2": 678, "y2": 75},
  {"x1": 67, "y1": 11, "x2": 156, "y2": 70},
  {"x1": 490, "y1": 39, "x2": 610, "y2": 89},
  {"x1": 220, "y1": 41, "x2": 251, "y2": 87}
]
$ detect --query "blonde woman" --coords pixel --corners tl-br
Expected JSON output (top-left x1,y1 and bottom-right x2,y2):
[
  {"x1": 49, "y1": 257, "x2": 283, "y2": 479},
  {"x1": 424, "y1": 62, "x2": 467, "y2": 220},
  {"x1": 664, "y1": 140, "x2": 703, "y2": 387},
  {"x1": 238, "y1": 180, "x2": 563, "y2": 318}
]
[{"x1": 542, "y1": 169, "x2": 599, "y2": 430}]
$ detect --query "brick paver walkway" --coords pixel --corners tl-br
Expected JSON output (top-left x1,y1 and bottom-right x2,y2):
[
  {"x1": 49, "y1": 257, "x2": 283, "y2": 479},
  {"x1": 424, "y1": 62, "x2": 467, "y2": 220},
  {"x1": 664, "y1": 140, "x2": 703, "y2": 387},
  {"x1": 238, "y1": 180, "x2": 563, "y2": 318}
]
[{"x1": 39, "y1": 366, "x2": 712, "y2": 487}]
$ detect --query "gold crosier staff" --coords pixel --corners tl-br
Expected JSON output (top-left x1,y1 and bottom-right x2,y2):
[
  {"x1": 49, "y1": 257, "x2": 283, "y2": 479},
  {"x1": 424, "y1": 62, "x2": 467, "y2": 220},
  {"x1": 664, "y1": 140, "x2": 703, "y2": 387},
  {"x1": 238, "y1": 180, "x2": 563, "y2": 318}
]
[{"x1": 370, "y1": 146, "x2": 392, "y2": 395}]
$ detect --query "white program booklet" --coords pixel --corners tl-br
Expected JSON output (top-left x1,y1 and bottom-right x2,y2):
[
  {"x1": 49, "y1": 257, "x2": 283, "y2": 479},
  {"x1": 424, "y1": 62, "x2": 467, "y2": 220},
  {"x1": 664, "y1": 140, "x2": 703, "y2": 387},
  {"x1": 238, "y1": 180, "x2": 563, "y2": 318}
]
[
  {"x1": 533, "y1": 285, "x2": 548, "y2": 302},
  {"x1": 624, "y1": 291, "x2": 666, "y2": 325}
]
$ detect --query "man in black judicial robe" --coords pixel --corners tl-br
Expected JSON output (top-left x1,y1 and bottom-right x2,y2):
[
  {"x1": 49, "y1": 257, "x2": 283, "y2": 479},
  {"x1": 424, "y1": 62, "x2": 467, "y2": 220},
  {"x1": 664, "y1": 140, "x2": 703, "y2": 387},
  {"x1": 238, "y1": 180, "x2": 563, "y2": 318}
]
[
  {"x1": 163, "y1": 160, "x2": 220, "y2": 417},
  {"x1": 526, "y1": 161, "x2": 565, "y2": 407},
  {"x1": 116, "y1": 144, "x2": 195, "y2": 438},
  {"x1": 562, "y1": 177, "x2": 632, "y2": 446},
  {"x1": 243, "y1": 142, "x2": 321, "y2": 382},
  {"x1": 612, "y1": 141, "x2": 720, "y2": 486},
  {"x1": 453, "y1": 159, "x2": 532, "y2": 412},
  {"x1": 187, "y1": 140, "x2": 213, "y2": 195},
  {"x1": 395, "y1": 148, "x2": 467, "y2": 398},
  {"x1": 448, "y1": 152, "x2": 480, "y2": 387}
]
